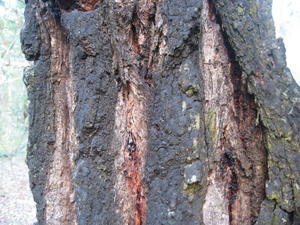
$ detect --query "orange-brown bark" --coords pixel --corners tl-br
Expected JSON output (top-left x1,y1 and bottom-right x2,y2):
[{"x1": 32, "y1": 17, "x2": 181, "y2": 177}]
[
  {"x1": 112, "y1": 1, "x2": 160, "y2": 224},
  {"x1": 80, "y1": 0, "x2": 100, "y2": 11}
]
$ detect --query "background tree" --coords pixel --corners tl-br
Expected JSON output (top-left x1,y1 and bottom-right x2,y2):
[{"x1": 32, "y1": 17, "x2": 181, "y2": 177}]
[
  {"x1": 22, "y1": 0, "x2": 300, "y2": 225},
  {"x1": 0, "y1": 2, "x2": 36, "y2": 225},
  {"x1": 0, "y1": 0, "x2": 28, "y2": 157}
]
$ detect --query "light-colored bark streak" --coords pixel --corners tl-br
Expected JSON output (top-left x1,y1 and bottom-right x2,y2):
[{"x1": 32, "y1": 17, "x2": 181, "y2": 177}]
[
  {"x1": 36, "y1": 2, "x2": 77, "y2": 225},
  {"x1": 112, "y1": 1, "x2": 158, "y2": 224},
  {"x1": 201, "y1": 0, "x2": 231, "y2": 223},
  {"x1": 113, "y1": 82, "x2": 149, "y2": 225},
  {"x1": 201, "y1": 0, "x2": 266, "y2": 225}
]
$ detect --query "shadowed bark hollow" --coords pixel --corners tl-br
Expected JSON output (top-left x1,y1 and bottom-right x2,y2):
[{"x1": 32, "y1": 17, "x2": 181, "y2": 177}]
[{"x1": 21, "y1": 0, "x2": 300, "y2": 224}]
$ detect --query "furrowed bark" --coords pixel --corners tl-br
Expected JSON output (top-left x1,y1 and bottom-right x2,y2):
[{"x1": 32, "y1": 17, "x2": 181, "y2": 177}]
[
  {"x1": 23, "y1": 1, "x2": 77, "y2": 224},
  {"x1": 110, "y1": 2, "x2": 160, "y2": 224},
  {"x1": 22, "y1": 0, "x2": 300, "y2": 224},
  {"x1": 210, "y1": 0, "x2": 300, "y2": 224},
  {"x1": 201, "y1": 1, "x2": 266, "y2": 224},
  {"x1": 41, "y1": 7, "x2": 77, "y2": 225},
  {"x1": 113, "y1": 73, "x2": 149, "y2": 225}
]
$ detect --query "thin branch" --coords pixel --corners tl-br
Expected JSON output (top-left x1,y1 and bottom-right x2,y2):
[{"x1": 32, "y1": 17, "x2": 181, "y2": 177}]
[{"x1": 1, "y1": 39, "x2": 16, "y2": 59}]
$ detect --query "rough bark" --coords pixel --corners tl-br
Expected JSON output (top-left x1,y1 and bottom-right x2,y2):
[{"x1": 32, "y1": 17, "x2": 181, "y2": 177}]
[{"x1": 21, "y1": 0, "x2": 300, "y2": 224}]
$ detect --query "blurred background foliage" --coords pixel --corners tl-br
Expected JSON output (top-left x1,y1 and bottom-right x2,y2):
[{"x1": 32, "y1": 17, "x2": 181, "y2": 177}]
[{"x1": 0, "y1": 0, "x2": 28, "y2": 157}]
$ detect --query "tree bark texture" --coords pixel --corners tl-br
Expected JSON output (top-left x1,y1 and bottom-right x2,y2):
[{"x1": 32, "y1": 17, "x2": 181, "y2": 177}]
[{"x1": 21, "y1": 0, "x2": 300, "y2": 224}]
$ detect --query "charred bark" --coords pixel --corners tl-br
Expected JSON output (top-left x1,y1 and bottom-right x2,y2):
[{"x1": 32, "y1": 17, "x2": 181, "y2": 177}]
[{"x1": 22, "y1": 0, "x2": 300, "y2": 224}]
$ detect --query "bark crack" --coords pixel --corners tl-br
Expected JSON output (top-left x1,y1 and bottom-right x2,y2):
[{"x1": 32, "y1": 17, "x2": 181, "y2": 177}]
[
  {"x1": 201, "y1": 0, "x2": 267, "y2": 224},
  {"x1": 123, "y1": 81, "x2": 147, "y2": 225},
  {"x1": 36, "y1": 1, "x2": 77, "y2": 224},
  {"x1": 114, "y1": 77, "x2": 149, "y2": 225},
  {"x1": 112, "y1": 2, "x2": 159, "y2": 224}
]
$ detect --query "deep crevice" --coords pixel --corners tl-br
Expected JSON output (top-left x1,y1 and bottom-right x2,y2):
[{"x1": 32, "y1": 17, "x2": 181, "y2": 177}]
[
  {"x1": 111, "y1": 2, "x2": 160, "y2": 224},
  {"x1": 37, "y1": 1, "x2": 77, "y2": 223},
  {"x1": 124, "y1": 129, "x2": 147, "y2": 225},
  {"x1": 130, "y1": 4, "x2": 141, "y2": 55},
  {"x1": 121, "y1": 81, "x2": 148, "y2": 225},
  {"x1": 114, "y1": 77, "x2": 148, "y2": 225},
  {"x1": 220, "y1": 11, "x2": 267, "y2": 225},
  {"x1": 202, "y1": 1, "x2": 267, "y2": 224}
]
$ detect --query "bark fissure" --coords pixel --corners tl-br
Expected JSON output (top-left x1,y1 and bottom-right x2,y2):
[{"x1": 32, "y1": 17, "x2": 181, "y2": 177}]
[
  {"x1": 114, "y1": 78, "x2": 149, "y2": 225},
  {"x1": 37, "y1": 2, "x2": 77, "y2": 224},
  {"x1": 123, "y1": 83, "x2": 147, "y2": 225},
  {"x1": 201, "y1": 1, "x2": 267, "y2": 224},
  {"x1": 112, "y1": 2, "x2": 160, "y2": 224}
]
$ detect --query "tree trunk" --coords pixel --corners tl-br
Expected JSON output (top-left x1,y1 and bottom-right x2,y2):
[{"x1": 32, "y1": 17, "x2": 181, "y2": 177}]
[{"x1": 21, "y1": 0, "x2": 300, "y2": 224}]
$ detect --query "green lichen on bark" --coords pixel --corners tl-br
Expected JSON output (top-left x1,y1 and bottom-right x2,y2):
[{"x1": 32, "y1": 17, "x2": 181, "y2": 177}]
[{"x1": 204, "y1": 110, "x2": 217, "y2": 144}]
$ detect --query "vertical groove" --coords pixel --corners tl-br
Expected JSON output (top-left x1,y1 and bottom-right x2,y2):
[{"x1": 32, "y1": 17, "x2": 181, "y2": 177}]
[
  {"x1": 113, "y1": 80, "x2": 149, "y2": 225},
  {"x1": 201, "y1": 0, "x2": 267, "y2": 224},
  {"x1": 112, "y1": 1, "x2": 159, "y2": 224},
  {"x1": 123, "y1": 82, "x2": 148, "y2": 225},
  {"x1": 36, "y1": 2, "x2": 77, "y2": 224}
]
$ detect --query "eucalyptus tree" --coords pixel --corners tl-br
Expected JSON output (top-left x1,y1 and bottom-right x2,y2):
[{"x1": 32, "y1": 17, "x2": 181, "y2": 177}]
[{"x1": 22, "y1": 0, "x2": 300, "y2": 224}]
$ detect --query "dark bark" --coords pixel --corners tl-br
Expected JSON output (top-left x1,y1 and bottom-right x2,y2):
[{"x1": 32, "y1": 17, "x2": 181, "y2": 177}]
[{"x1": 21, "y1": 0, "x2": 300, "y2": 224}]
